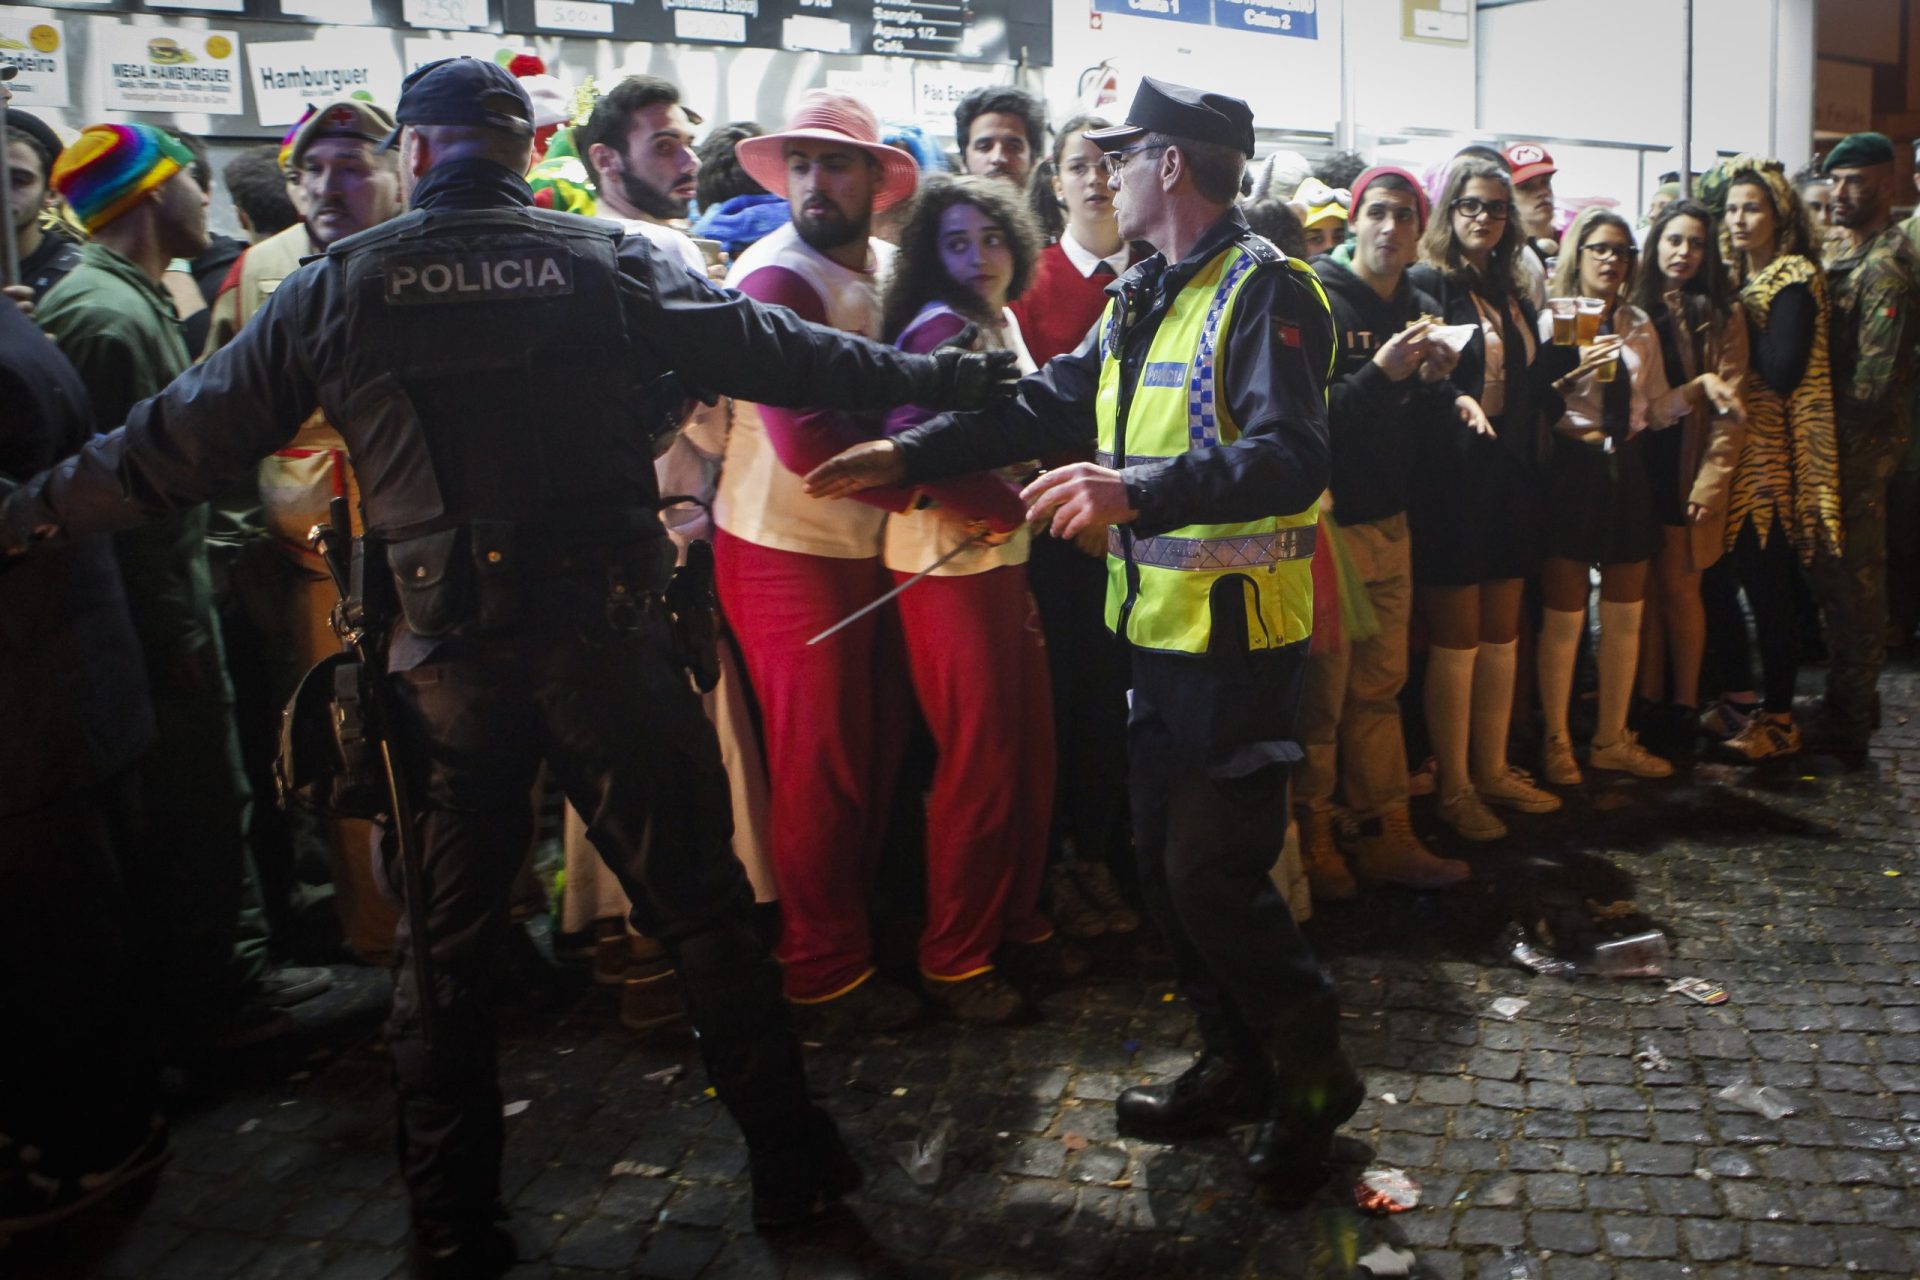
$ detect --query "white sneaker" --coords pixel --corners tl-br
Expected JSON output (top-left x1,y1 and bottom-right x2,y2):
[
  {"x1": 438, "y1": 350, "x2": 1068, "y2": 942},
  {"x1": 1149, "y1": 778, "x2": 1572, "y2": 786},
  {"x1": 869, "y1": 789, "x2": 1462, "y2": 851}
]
[
  {"x1": 1436, "y1": 786, "x2": 1508, "y2": 841},
  {"x1": 1589, "y1": 730, "x2": 1673, "y2": 778},
  {"x1": 1475, "y1": 765, "x2": 1564, "y2": 814},
  {"x1": 1541, "y1": 733, "x2": 1582, "y2": 786}
]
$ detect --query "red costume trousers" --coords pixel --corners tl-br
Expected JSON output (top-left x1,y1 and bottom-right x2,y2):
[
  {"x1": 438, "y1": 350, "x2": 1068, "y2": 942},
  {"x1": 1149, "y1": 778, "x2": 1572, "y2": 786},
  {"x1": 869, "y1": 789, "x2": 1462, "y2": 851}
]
[
  {"x1": 713, "y1": 530, "x2": 904, "y2": 1000},
  {"x1": 895, "y1": 564, "x2": 1056, "y2": 979}
]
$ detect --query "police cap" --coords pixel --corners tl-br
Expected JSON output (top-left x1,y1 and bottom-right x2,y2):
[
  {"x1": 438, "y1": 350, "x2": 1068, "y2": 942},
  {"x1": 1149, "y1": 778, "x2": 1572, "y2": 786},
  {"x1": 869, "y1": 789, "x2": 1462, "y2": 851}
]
[
  {"x1": 383, "y1": 57, "x2": 534, "y2": 149},
  {"x1": 1083, "y1": 77, "x2": 1256, "y2": 159},
  {"x1": 1824, "y1": 132, "x2": 1896, "y2": 174}
]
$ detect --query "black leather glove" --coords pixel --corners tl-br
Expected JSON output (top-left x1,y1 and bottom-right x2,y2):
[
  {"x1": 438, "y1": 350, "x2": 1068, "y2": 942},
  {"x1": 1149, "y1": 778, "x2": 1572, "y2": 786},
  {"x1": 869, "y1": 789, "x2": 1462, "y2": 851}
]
[{"x1": 918, "y1": 326, "x2": 1021, "y2": 410}]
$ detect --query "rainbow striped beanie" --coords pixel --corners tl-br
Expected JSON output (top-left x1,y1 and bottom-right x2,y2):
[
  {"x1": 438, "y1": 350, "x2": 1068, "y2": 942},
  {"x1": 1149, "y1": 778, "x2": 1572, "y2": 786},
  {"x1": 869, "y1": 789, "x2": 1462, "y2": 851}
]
[{"x1": 52, "y1": 123, "x2": 197, "y2": 233}]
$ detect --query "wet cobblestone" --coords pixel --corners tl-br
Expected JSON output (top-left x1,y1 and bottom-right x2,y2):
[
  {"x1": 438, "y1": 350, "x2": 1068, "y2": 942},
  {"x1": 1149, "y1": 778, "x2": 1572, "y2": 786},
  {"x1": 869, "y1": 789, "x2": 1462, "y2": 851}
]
[{"x1": 8, "y1": 663, "x2": 1920, "y2": 1277}]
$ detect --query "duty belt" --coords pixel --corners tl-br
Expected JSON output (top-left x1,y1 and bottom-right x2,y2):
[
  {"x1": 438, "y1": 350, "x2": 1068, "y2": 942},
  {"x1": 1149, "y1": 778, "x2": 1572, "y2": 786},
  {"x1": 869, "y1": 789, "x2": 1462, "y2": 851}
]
[{"x1": 1112, "y1": 524, "x2": 1317, "y2": 571}]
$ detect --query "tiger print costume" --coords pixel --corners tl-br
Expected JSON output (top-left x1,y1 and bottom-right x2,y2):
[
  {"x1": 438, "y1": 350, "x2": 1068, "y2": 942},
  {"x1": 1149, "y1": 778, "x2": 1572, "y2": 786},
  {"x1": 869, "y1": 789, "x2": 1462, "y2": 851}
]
[{"x1": 1725, "y1": 253, "x2": 1843, "y2": 564}]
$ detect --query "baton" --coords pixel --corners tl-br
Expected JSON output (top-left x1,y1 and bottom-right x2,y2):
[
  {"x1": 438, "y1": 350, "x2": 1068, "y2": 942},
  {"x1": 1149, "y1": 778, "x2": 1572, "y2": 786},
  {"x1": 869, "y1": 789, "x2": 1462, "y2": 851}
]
[
  {"x1": 0, "y1": 62, "x2": 19, "y2": 288},
  {"x1": 311, "y1": 498, "x2": 438, "y2": 1050},
  {"x1": 807, "y1": 531, "x2": 987, "y2": 646}
]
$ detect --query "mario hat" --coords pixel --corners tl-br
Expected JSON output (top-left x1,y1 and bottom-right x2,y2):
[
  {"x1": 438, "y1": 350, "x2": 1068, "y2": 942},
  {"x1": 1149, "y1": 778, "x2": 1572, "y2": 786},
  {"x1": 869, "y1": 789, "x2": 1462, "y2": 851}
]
[
  {"x1": 736, "y1": 91, "x2": 921, "y2": 212},
  {"x1": 1503, "y1": 141, "x2": 1556, "y2": 186}
]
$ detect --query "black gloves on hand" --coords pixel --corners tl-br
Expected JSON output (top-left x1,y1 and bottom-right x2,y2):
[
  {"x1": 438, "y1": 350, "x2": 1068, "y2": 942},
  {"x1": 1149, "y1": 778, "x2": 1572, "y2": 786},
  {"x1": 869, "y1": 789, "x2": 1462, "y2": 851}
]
[{"x1": 920, "y1": 329, "x2": 1021, "y2": 410}]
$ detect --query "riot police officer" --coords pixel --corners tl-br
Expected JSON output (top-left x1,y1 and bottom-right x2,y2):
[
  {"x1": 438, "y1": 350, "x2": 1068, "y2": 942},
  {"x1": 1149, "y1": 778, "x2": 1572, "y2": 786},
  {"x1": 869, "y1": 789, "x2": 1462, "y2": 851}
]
[{"x1": 1, "y1": 58, "x2": 1016, "y2": 1279}]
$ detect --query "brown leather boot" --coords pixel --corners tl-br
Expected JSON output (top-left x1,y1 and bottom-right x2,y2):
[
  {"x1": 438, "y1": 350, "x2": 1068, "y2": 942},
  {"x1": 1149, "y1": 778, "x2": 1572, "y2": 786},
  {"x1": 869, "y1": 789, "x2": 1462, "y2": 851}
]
[
  {"x1": 619, "y1": 937, "x2": 688, "y2": 1034},
  {"x1": 1348, "y1": 807, "x2": 1470, "y2": 889},
  {"x1": 1295, "y1": 803, "x2": 1358, "y2": 902}
]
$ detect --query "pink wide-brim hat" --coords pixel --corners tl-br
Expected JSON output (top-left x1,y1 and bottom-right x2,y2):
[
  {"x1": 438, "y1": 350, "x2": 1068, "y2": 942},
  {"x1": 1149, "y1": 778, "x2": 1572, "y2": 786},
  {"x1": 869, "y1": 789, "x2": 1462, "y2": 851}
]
[{"x1": 735, "y1": 90, "x2": 921, "y2": 212}]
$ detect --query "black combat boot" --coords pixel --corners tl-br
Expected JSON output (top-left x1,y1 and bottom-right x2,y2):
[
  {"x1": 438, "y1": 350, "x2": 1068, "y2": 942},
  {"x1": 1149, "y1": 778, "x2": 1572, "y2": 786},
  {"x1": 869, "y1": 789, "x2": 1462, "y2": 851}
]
[
  {"x1": 671, "y1": 913, "x2": 862, "y2": 1230},
  {"x1": 407, "y1": 1222, "x2": 515, "y2": 1280},
  {"x1": 1116, "y1": 1051, "x2": 1273, "y2": 1136},
  {"x1": 1244, "y1": 1049, "x2": 1365, "y2": 1204},
  {"x1": 748, "y1": 1104, "x2": 865, "y2": 1230}
]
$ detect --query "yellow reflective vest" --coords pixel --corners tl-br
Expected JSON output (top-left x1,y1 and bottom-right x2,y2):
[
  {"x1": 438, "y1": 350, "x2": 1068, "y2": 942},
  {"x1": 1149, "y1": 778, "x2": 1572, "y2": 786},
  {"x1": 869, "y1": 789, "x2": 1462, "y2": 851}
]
[{"x1": 1094, "y1": 236, "x2": 1330, "y2": 655}]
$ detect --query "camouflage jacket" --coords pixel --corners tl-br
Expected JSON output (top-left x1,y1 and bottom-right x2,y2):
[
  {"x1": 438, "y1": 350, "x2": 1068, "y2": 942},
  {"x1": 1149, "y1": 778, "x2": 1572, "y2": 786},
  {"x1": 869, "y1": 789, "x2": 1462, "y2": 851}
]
[{"x1": 1828, "y1": 222, "x2": 1920, "y2": 447}]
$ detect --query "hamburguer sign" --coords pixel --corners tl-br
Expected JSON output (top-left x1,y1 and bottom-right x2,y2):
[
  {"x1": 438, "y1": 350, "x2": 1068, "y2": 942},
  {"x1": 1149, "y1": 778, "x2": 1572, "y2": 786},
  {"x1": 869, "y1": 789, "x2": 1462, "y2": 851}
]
[
  {"x1": 247, "y1": 33, "x2": 403, "y2": 127},
  {"x1": 96, "y1": 23, "x2": 244, "y2": 116}
]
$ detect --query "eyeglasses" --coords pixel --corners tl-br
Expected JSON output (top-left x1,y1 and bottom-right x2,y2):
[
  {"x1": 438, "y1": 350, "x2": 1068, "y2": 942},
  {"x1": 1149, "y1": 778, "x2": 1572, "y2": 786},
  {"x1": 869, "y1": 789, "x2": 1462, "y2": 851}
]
[
  {"x1": 1581, "y1": 242, "x2": 1634, "y2": 261},
  {"x1": 1102, "y1": 143, "x2": 1166, "y2": 177},
  {"x1": 1451, "y1": 197, "x2": 1511, "y2": 221}
]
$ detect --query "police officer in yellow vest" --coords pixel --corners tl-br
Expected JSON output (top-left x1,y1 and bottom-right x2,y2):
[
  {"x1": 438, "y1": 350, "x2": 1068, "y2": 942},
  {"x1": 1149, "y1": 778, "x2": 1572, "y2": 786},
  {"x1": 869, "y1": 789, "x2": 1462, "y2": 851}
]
[{"x1": 806, "y1": 78, "x2": 1360, "y2": 1200}]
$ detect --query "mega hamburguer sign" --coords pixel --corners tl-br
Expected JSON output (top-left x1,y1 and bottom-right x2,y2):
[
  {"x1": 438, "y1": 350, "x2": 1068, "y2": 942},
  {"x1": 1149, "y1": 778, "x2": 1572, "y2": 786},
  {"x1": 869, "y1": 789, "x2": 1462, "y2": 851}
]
[{"x1": 96, "y1": 23, "x2": 244, "y2": 116}]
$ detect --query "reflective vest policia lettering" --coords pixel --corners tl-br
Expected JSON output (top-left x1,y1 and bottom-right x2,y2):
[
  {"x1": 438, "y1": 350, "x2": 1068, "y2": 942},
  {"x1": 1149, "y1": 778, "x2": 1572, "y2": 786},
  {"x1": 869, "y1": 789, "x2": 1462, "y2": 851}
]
[{"x1": 1093, "y1": 237, "x2": 1330, "y2": 655}]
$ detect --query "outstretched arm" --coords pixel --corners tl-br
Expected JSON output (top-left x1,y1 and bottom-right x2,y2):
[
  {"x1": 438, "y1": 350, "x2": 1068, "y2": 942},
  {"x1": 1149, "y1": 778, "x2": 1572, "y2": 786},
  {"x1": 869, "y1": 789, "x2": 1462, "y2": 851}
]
[
  {"x1": 4, "y1": 273, "x2": 322, "y2": 551},
  {"x1": 804, "y1": 327, "x2": 1102, "y2": 502},
  {"x1": 620, "y1": 241, "x2": 1015, "y2": 417}
]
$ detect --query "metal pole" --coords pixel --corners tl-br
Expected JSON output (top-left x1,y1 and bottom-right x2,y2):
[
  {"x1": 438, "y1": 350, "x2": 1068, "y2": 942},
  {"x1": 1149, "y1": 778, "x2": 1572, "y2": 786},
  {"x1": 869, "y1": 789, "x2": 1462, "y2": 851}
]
[
  {"x1": 1337, "y1": 0, "x2": 1355, "y2": 154},
  {"x1": 0, "y1": 61, "x2": 20, "y2": 288},
  {"x1": 1679, "y1": 0, "x2": 1694, "y2": 196}
]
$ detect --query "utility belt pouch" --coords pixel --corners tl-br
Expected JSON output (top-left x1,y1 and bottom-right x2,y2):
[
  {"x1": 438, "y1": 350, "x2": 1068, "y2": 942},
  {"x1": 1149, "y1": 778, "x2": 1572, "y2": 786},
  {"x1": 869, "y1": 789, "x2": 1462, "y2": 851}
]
[
  {"x1": 274, "y1": 652, "x2": 385, "y2": 819},
  {"x1": 327, "y1": 661, "x2": 388, "y2": 818},
  {"x1": 666, "y1": 538, "x2": 721, "y2": 692},
  {"x1": 470, "y1": 519, "x2": 522, "y2": 632},
  {"x1": 387, "y1": 527, "x2": 466, "y2": 637},
  {"x1": 346, "y1": 535, "x2": 395, "y2": 637}
]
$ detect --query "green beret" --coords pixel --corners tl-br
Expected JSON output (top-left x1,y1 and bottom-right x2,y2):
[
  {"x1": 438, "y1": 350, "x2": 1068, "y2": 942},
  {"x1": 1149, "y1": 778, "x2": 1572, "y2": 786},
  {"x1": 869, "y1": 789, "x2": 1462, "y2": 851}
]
[{"x1": 1824, "y1": 132, "x2": 1895, "y2": 173}]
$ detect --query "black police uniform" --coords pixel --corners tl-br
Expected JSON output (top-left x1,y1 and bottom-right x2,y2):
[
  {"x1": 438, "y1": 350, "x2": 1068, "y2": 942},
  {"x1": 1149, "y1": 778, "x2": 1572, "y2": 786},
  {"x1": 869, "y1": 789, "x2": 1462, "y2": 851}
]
[
  {"x1": 0, "y1": 301, "x2": 158, "y2": 1190},
  {"x1": 1, "y1": 151, "x2": 1007, "y2": 1254}
]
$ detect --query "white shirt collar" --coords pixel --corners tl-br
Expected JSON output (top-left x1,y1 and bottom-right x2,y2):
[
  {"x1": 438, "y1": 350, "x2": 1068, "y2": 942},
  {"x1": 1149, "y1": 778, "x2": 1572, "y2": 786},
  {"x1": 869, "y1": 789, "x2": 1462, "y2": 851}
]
[{"x1": 1059, "y1": 229, "x2": 1129, "y2": 279}]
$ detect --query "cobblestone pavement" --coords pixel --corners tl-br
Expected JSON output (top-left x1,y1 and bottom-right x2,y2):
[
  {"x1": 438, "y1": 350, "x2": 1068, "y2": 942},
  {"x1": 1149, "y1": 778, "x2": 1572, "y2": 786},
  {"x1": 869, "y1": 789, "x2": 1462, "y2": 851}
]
[{"x1": 9, "y1": 662, "x2": 1920, "y2": 1280}]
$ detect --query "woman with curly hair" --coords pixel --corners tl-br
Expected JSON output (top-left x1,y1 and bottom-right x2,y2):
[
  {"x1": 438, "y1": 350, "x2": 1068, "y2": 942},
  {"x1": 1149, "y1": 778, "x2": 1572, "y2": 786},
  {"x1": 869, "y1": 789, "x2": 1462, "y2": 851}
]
[
  {"x1": 1697, "y1": 160, "x2": 1842, "y2": 759},
  {"x1": 877, "y1": 174, "x2": 1068, "y2": 1023}
]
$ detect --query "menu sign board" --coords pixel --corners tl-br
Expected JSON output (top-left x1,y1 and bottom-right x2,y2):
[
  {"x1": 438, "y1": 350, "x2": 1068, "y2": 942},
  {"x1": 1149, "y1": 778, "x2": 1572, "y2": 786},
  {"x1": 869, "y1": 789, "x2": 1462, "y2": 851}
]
[
  {"x1": 0, "y1": 8, "x2": 71, "y2": 109},
  {"x1": 97, "y1": 23, "x2": 246, "y2": 115},
  {"x1": 248, "y1": 32, "x2": 403, "y2": 125},
  {"x1": 501, "y1": 0, "x2": 1049, "y2": 63}
]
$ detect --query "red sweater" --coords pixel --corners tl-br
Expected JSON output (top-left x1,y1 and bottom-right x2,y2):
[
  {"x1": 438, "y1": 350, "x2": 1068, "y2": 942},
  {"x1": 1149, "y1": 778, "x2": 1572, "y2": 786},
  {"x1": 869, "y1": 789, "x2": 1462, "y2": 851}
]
[
  {"x1": 1008, "y1": 241, "x2": 1131, "y2": 366},
  {"x1": 1007, "y1": 241, "x2": 1136, "y2": 466}
]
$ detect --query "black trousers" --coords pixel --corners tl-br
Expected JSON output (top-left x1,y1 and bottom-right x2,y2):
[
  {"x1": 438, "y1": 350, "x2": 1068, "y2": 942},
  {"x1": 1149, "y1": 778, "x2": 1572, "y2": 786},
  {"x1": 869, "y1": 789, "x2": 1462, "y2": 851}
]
[
  {"x1": 1027, "y1": 534, "x2": 1131, "y2": 869},
  {"x1": 1701, "y1": 515, "x2": 1800, "y2": 714},
  {"x1": 1125, "y1": 611, "x2": 1338, "y2": 1067},
  {"x1": 384, "y1": 610, "x2": 816, "y2": 1234},
  {"x1": 0, "y1": 773, "x2": 157, "y2": 1174}
]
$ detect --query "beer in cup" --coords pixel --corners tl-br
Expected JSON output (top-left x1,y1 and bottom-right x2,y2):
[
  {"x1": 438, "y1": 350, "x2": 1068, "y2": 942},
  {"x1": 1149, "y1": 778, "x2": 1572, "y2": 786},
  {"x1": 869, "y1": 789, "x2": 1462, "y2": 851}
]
[
  {"x1": 1582, "y1": 337, "x2": 1622, "y2": 383},
  {"x1": 1575, "y1": 297, "x2": 1605, "y2": 345},
  {"x1": 1549, "y1": 298, "x2": 1578, "y2": 346}
]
